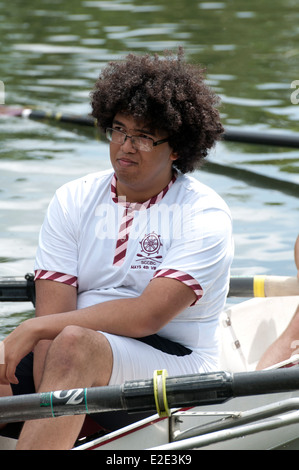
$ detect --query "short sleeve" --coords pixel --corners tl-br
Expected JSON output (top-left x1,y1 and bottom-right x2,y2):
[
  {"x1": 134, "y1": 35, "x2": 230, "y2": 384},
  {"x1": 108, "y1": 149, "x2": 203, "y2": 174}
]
[
  {"x1": 153, "y1": 204, "x2": 233, "y2": 306},
  {"x1": 34, "y1": 188, "x2": 79, "y2": 280}
]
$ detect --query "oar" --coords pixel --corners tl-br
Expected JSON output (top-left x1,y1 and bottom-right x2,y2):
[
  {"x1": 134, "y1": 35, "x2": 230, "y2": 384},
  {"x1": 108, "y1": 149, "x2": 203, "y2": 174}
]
[
  {"x1": 223, "y1": 128, "x2": 299, "y2": 148},
  {"x1": 229, "y1": 275, "x2": 299, "y2": 298},
  {"x1": 1, "y1": 367, "x2": 299, "y2": 424},
  {"x1": 1, "y1": 105, "x2": 299, "y2": 148},
  {"x1": 0, "y1": 106, "x2": 96, "y2": 128},
  {"x1": 0, "y1": 274, "x2": 36, "y2": 305},
  {"x1": 1, "y1": 274, "x2": 299, "y2": 304}
]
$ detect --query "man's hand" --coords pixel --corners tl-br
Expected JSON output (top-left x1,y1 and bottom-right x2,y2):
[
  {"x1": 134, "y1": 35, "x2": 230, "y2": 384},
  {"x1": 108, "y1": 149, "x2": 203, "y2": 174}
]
[{"x1": 0, "y1": 318, "x2": 41, "y2": 385}]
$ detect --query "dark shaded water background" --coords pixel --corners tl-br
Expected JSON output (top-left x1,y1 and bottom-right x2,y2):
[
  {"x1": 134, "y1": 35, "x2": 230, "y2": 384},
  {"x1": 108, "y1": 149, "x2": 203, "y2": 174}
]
[{"x1": 0, "y1": 0, "x2": 299, "y2": 338}]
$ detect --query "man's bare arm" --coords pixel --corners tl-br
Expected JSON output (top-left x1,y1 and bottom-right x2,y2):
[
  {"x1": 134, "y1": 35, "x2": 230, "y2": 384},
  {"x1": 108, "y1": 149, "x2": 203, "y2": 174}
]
[
  {"x1": 1, "y1": 276, "x2": 196, "y2": 384},
  {"x1": 33, "y1": 276, "x2": 195, "y2": 339}
]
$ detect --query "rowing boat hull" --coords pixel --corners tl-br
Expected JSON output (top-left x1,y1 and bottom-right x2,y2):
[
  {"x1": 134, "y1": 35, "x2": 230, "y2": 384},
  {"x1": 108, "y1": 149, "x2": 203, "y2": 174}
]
[{"x1": 75, "y1": 391, "x2": 299, "y2": 450}]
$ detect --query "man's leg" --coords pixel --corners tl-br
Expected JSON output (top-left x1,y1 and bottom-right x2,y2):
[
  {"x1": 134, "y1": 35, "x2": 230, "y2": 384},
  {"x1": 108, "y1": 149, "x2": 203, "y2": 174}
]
[{"x1": 16, "y1": 325, "x2": 113, "y2": 450}]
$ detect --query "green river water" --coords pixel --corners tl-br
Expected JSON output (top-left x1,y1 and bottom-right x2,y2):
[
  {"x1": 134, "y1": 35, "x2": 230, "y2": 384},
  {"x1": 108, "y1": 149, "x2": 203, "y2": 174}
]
[{"x1": 0, "y1": 0, "x2": 298, "y2": 338}]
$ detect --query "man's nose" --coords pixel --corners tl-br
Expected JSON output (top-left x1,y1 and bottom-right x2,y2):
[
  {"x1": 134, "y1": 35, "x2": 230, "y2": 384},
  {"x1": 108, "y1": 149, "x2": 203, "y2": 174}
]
[{"x1": 120, "y1": 135, "x2": 136, "y2": 152}]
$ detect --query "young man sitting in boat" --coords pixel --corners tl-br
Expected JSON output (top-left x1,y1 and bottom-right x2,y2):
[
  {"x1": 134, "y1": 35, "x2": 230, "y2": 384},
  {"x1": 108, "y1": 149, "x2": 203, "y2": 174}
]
[{"x1": 0, "y1": 49, "x2": 234, "y2": 450}]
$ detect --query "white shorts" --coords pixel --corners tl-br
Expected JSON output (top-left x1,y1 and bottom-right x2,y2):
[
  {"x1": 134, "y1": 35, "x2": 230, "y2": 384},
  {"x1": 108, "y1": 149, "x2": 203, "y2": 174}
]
[{"x1": 100, "y1": 332, "x2": 217, "y2": 385}]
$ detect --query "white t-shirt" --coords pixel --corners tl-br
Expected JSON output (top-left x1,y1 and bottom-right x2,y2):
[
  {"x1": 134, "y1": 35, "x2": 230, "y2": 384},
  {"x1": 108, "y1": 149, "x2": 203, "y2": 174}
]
[{"x1": 35, "y1": 169, "x2": 233, "y2": 361}]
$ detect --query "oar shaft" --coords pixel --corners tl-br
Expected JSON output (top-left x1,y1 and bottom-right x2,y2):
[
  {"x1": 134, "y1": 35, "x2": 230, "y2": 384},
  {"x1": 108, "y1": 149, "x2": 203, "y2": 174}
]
[
  {"x1": 228, "y1": 275, "x2": 299, "y2": 297},
  {"x1": 25, "y1": 113, "x2": 299, "y2": 148},
  {"x1": 232, "y1": 368, "x2": 299, "y2": 396},
  {"x1": 1, "y1": 369, "x2": 299, "y2": 424},
  {"x1": 0, "y1": 385, "x2": 123, "y2": 423},
  {"x1": 23, "y1": 109, "x2": 96, "y2": 127},
  {"x1": 2, "y1": 106, "x2": 299, "y2": 148},
  {"x1": 223, "y1": 128, "x2": 299, "y2": 148},
  {"x1": 0, "y1": 372, "x2": 232, "y2": 423}
]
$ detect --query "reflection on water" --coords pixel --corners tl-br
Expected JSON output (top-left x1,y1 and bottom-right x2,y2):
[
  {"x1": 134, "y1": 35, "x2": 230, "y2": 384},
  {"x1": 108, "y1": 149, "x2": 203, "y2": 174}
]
[{"x1": 0, "y1": 0, "x2": 298, "y2": 335}]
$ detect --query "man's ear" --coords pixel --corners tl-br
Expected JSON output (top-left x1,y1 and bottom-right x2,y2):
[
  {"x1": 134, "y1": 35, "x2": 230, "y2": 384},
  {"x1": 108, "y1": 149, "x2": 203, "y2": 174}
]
[{"x1": 170, "y1": 152, "x2": 179, "y2": 161}]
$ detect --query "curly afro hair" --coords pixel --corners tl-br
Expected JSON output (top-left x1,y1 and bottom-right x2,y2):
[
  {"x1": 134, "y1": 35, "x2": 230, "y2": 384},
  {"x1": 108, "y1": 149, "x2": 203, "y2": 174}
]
[{"x1": 90, "y1": 48, "x2": 223, "y2": 173}]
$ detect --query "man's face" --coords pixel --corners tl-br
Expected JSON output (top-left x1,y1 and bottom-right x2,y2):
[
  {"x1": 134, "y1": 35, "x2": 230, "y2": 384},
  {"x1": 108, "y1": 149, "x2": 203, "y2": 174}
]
[{"x1": 109, "y1": 113, "x2": 177, "y2": 202}]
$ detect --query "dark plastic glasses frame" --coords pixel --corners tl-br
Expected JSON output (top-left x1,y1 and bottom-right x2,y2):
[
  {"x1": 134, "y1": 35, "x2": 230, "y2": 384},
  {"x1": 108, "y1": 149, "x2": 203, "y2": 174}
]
[{"x1": 106, "y1": 128, "x2": 168, "y2": 151}]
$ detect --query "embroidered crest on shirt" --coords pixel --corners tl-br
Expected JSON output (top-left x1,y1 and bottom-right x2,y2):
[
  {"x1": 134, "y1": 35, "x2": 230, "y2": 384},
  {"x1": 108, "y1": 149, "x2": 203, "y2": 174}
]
[
  {"x1": 131, "y1": 232, "x2": 163, "y2": 271},
  {"x1": 139, "y1": 232, "x2": 162, "y2": 255}
]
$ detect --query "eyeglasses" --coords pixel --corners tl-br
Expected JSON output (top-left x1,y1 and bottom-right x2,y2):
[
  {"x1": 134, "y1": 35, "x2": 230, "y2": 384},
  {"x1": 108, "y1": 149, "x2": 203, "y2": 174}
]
[{"x1": 106, "y1": 128, "x2": 168, "y2": 152}]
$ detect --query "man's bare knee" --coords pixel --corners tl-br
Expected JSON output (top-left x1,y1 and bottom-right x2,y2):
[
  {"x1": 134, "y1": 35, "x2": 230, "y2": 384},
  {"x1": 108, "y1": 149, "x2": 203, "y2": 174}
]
[
  {"x1": 41, "y1": 326, "x2": 112, "y2": 389},
  {"x1": 52, "y1": 325, "x2": 110, "y2": 358},
  {"x1": 45, "y1": 326, "x2": 94, "y2": 372}
]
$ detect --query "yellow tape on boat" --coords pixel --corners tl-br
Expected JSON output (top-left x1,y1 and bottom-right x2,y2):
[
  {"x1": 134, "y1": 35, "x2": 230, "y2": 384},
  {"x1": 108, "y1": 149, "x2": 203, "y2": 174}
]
[
  {"x1": 153, "y1": 369, "x2": 170, "y2": 417},
  {"x1": 253, "y1": 275, "x2": 265, "y2": 297}
]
